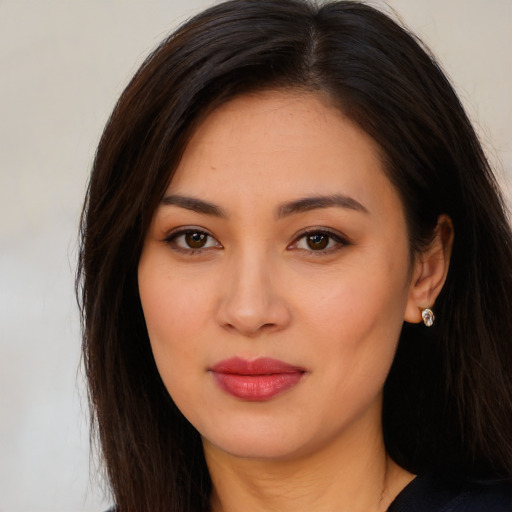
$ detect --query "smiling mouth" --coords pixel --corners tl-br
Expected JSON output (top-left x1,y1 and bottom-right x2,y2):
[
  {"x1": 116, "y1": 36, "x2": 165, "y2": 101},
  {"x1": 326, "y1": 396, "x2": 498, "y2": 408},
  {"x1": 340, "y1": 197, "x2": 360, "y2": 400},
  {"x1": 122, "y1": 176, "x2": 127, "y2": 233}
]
[{"x1": 209, "y1": 357, "x2": 306, "y2": 401}]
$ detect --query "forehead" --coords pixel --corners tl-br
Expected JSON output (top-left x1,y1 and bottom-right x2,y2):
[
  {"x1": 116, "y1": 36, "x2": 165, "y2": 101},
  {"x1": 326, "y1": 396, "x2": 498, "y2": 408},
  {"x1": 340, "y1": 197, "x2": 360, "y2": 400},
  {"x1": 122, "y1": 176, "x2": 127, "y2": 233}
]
[{"x1": 167, "y1": 90, "x2": 399, "y2": 216}]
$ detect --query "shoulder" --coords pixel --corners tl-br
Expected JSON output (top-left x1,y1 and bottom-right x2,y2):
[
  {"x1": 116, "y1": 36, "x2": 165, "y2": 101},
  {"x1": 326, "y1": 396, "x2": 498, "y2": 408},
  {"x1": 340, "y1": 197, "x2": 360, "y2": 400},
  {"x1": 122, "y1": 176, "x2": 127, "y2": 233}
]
[
  {"x1": 387, "y1": 473, "x2": 512, "y2": 512},
  {"x1": 455, "y1": 478, "x2": 512, "y2": 511}
]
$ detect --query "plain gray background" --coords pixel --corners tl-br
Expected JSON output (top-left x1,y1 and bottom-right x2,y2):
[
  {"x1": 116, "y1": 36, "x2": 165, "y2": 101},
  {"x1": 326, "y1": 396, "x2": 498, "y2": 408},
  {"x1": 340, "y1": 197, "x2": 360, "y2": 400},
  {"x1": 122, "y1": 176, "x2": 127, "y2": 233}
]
[{"x1": 1, "y1": 1, "x2": 510, "y2": 511}]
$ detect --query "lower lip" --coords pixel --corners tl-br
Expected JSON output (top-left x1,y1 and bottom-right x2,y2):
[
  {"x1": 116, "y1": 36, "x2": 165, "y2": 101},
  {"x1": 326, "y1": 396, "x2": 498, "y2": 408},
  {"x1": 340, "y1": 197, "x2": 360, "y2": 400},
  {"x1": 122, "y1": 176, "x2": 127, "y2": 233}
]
[{"x1": 212, "y1": 372, "x2": 304, "y2": 401}]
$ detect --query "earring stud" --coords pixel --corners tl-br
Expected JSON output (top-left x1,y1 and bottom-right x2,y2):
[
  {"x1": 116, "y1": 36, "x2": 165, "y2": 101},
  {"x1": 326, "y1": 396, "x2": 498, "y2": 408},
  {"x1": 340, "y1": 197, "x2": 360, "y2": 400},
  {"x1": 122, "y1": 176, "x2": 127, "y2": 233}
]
[{"x1": 421, "y1": 308, "x2": 435, "y2": 327}]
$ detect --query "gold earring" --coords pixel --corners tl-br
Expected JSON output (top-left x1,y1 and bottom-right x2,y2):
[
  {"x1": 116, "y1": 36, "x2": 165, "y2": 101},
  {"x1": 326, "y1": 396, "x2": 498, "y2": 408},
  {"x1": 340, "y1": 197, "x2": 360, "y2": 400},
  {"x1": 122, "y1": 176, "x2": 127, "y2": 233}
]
[{"x1": 421, "y1": 308, "x2": 435, "y2": 327}]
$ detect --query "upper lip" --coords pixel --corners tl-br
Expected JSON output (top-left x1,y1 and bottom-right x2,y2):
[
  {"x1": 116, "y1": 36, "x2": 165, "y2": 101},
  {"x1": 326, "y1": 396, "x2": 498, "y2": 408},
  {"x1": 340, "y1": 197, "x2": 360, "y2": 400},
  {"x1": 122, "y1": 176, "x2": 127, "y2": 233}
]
[{"x1": 210, "y1": 357, "x2": 305, "y2": 375}]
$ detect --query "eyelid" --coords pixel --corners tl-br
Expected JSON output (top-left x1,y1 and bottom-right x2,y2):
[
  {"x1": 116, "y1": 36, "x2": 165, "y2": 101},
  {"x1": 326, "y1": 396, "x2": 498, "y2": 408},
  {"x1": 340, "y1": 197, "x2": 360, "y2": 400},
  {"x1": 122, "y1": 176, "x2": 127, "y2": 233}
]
[
  {"x1": 288, "y1": 227, "x2": 350, "y2": 253},
  {"x1": 163, "y1": 226, "x2": 222, "y2": 253},
  {"x1": 161, "y1": 225, "x2": 349, "y2": 255}
]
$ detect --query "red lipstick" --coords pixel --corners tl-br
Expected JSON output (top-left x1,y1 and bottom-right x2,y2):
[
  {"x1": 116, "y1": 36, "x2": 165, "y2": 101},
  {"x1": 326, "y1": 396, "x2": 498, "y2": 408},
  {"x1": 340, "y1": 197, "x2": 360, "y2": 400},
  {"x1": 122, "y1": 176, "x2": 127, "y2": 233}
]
[{"x1": 210, "y1": 357, "x2": 305, "y2": 401}]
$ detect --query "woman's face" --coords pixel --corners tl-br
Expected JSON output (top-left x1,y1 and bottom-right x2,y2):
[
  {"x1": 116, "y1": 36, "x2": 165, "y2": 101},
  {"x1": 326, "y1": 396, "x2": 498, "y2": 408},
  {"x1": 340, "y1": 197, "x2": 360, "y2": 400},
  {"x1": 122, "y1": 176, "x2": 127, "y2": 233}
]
[{"x1": 138, "y1": 91, "x2": 417, "y2": 461}]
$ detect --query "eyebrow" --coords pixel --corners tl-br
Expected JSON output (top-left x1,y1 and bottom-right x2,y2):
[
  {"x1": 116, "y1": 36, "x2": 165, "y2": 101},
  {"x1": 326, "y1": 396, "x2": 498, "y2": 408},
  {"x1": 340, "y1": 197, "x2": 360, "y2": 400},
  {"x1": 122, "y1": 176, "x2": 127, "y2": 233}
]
[
  {"x1": 160, "y1": 193, "x2": 368, "y2": 218},
  {"x1": 277, "y1": 194, "x2": 368, "y2": 218},
  {"x1": 160, "y1": 194, "x2": 226, "y2": 217}
]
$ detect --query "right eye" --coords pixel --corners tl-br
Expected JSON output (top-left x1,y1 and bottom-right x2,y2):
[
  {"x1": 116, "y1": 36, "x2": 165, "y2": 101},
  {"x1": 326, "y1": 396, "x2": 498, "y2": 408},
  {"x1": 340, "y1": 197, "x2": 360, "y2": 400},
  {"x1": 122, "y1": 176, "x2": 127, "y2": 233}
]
[{"x1": 165, "y1": 229, "x2": 222, "y2": 253}]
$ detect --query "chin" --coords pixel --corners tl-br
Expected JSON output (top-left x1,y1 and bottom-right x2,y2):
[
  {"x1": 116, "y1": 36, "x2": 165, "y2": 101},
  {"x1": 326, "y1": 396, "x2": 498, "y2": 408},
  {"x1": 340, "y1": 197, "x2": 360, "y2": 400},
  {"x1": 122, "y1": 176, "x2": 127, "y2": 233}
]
[
  {"x1": 206, "y1": 438, "x2": 305, "y2": 461},
  {"x1": 199, "y1": 419, "x2": 321, "y2": 461}
]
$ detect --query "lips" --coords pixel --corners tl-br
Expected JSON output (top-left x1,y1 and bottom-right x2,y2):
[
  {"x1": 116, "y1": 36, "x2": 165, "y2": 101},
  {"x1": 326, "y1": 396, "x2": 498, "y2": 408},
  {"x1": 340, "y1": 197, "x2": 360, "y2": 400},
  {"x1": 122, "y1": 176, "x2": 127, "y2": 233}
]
[{"x1": 210, "y1": 357, "x2": 306, "y2": 401}]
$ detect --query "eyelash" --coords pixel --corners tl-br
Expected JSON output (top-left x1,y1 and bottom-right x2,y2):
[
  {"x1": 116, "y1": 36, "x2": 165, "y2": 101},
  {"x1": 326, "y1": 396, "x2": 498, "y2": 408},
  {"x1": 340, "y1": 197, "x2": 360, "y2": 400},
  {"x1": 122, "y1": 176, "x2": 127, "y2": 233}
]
[
  {"x1": 163, "y1": 227, "x2": 349, "y2": 255},
  {"x1": 289, "y1": 228, "x2": 349, "y2": 254},
  {"x1": 164, "y1": 228, "x2": 222, "y2": 255}
]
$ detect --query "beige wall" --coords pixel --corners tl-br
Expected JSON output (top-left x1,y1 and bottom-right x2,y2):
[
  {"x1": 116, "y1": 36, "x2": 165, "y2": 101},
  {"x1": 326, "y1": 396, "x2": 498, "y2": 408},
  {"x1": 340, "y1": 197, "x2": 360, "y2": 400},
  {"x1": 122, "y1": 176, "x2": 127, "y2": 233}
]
[
  {"x1": 0, "y1": 1, "x2": 510, "y2": 510},
  {"x1": 386, "y1": 0, "x2": 512, "y2": 192}
]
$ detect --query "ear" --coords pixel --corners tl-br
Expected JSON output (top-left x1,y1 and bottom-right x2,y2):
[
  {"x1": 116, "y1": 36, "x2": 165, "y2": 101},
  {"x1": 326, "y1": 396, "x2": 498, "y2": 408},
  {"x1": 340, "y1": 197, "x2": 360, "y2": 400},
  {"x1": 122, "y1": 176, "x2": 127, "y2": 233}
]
[{"x1": 404, "y1": 215, "x2": 454, "y2": 324}]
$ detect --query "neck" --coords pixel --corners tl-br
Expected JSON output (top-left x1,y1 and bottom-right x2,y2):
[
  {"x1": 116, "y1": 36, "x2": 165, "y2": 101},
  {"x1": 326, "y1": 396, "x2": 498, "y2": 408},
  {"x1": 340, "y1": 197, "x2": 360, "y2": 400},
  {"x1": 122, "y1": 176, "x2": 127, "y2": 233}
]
[{"x1": 204, "y1": 420, "x2": 414, "y2": 512}]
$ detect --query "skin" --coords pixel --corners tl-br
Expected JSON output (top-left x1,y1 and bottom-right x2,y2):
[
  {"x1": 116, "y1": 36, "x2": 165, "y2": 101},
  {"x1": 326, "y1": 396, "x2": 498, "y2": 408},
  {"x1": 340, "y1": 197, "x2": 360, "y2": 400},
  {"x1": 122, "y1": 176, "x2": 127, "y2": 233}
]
[{"x1": 138, "y1": 90, "x2": 453, "y2": 512}]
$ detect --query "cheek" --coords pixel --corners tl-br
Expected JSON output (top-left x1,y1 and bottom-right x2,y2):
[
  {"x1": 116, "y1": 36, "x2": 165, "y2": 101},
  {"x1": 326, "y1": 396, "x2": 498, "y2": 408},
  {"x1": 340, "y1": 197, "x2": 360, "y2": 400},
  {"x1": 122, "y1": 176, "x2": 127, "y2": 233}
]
[
  {"x1": 299, "y1": 256, "x2": 409, "y2": 337},
  {"x1": 139, "y1": 244, "x2": 214, "y2": 328},
  {"x1": 306, "y1": 286, "x2": 403, "y2": 373},
  {"x1": 297, "y1": 251, "x2": 411, "y2": 383},
  {"x1": 138, "y1": 260, "x2": 225, "y2": 436},
  {"x1": 137, "y1": 255, "x2": 211, "y2": 377}
]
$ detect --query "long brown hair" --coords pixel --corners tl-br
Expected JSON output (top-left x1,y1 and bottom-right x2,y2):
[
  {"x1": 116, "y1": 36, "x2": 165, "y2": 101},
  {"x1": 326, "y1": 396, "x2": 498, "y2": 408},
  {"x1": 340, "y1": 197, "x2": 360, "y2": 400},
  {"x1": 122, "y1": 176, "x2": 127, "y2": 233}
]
[{"x1": 77, "y1": 1, "x2": 512, "y2": 510}]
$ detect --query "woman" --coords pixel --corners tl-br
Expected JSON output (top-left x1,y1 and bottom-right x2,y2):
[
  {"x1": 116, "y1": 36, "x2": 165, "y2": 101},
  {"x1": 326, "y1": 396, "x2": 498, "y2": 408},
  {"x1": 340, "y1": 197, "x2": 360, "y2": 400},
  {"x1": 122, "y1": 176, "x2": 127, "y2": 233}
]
[{"x1": 77, "y1": 1, "x2": 512, "y2": 510}]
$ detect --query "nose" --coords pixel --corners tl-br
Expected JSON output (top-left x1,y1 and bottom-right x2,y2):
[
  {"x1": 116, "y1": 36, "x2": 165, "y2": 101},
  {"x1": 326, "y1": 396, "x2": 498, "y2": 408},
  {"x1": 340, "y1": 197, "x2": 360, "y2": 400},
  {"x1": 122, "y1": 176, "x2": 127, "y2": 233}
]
[{"x1": 215, "y1": 252, "x2": 292, "y2": 337}]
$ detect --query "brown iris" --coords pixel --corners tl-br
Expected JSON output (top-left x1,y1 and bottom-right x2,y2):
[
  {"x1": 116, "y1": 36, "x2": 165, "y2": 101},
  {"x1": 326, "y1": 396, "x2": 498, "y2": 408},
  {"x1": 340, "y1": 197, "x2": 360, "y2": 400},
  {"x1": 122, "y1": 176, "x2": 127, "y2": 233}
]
[
  {"x1": 185, "y1": 232, "x2": 207, "y2": 248},
  {"x1": 307, "y1": 234, "x2": 329, "y2": 250}
]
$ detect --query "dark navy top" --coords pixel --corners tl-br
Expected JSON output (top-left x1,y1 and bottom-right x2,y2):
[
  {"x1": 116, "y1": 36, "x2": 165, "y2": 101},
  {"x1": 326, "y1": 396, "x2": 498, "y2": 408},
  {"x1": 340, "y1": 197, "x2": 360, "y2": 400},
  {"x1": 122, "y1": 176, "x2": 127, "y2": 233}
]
[{"x1": 387, "y1": 474, "x2": 512, "y2": 511}]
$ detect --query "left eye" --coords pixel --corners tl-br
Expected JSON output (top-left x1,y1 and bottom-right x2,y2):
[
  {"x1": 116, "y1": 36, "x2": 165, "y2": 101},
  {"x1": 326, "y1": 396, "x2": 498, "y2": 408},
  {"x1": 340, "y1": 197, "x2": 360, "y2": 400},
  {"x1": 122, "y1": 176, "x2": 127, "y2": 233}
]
[{"x1": 292, "y1": 231, "x2": 345, "y2": 252}]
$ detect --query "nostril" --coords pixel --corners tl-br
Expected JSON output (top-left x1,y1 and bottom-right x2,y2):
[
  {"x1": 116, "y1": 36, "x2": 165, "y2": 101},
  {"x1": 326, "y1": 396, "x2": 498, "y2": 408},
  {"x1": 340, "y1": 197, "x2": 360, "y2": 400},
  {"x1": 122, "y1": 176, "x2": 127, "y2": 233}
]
[
  {"x1": 221, "y1": 321, "x2": 277, "y2": 336},
  {"x1": 214, "y1": 272, "x2": 292, "y2": 335}
]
